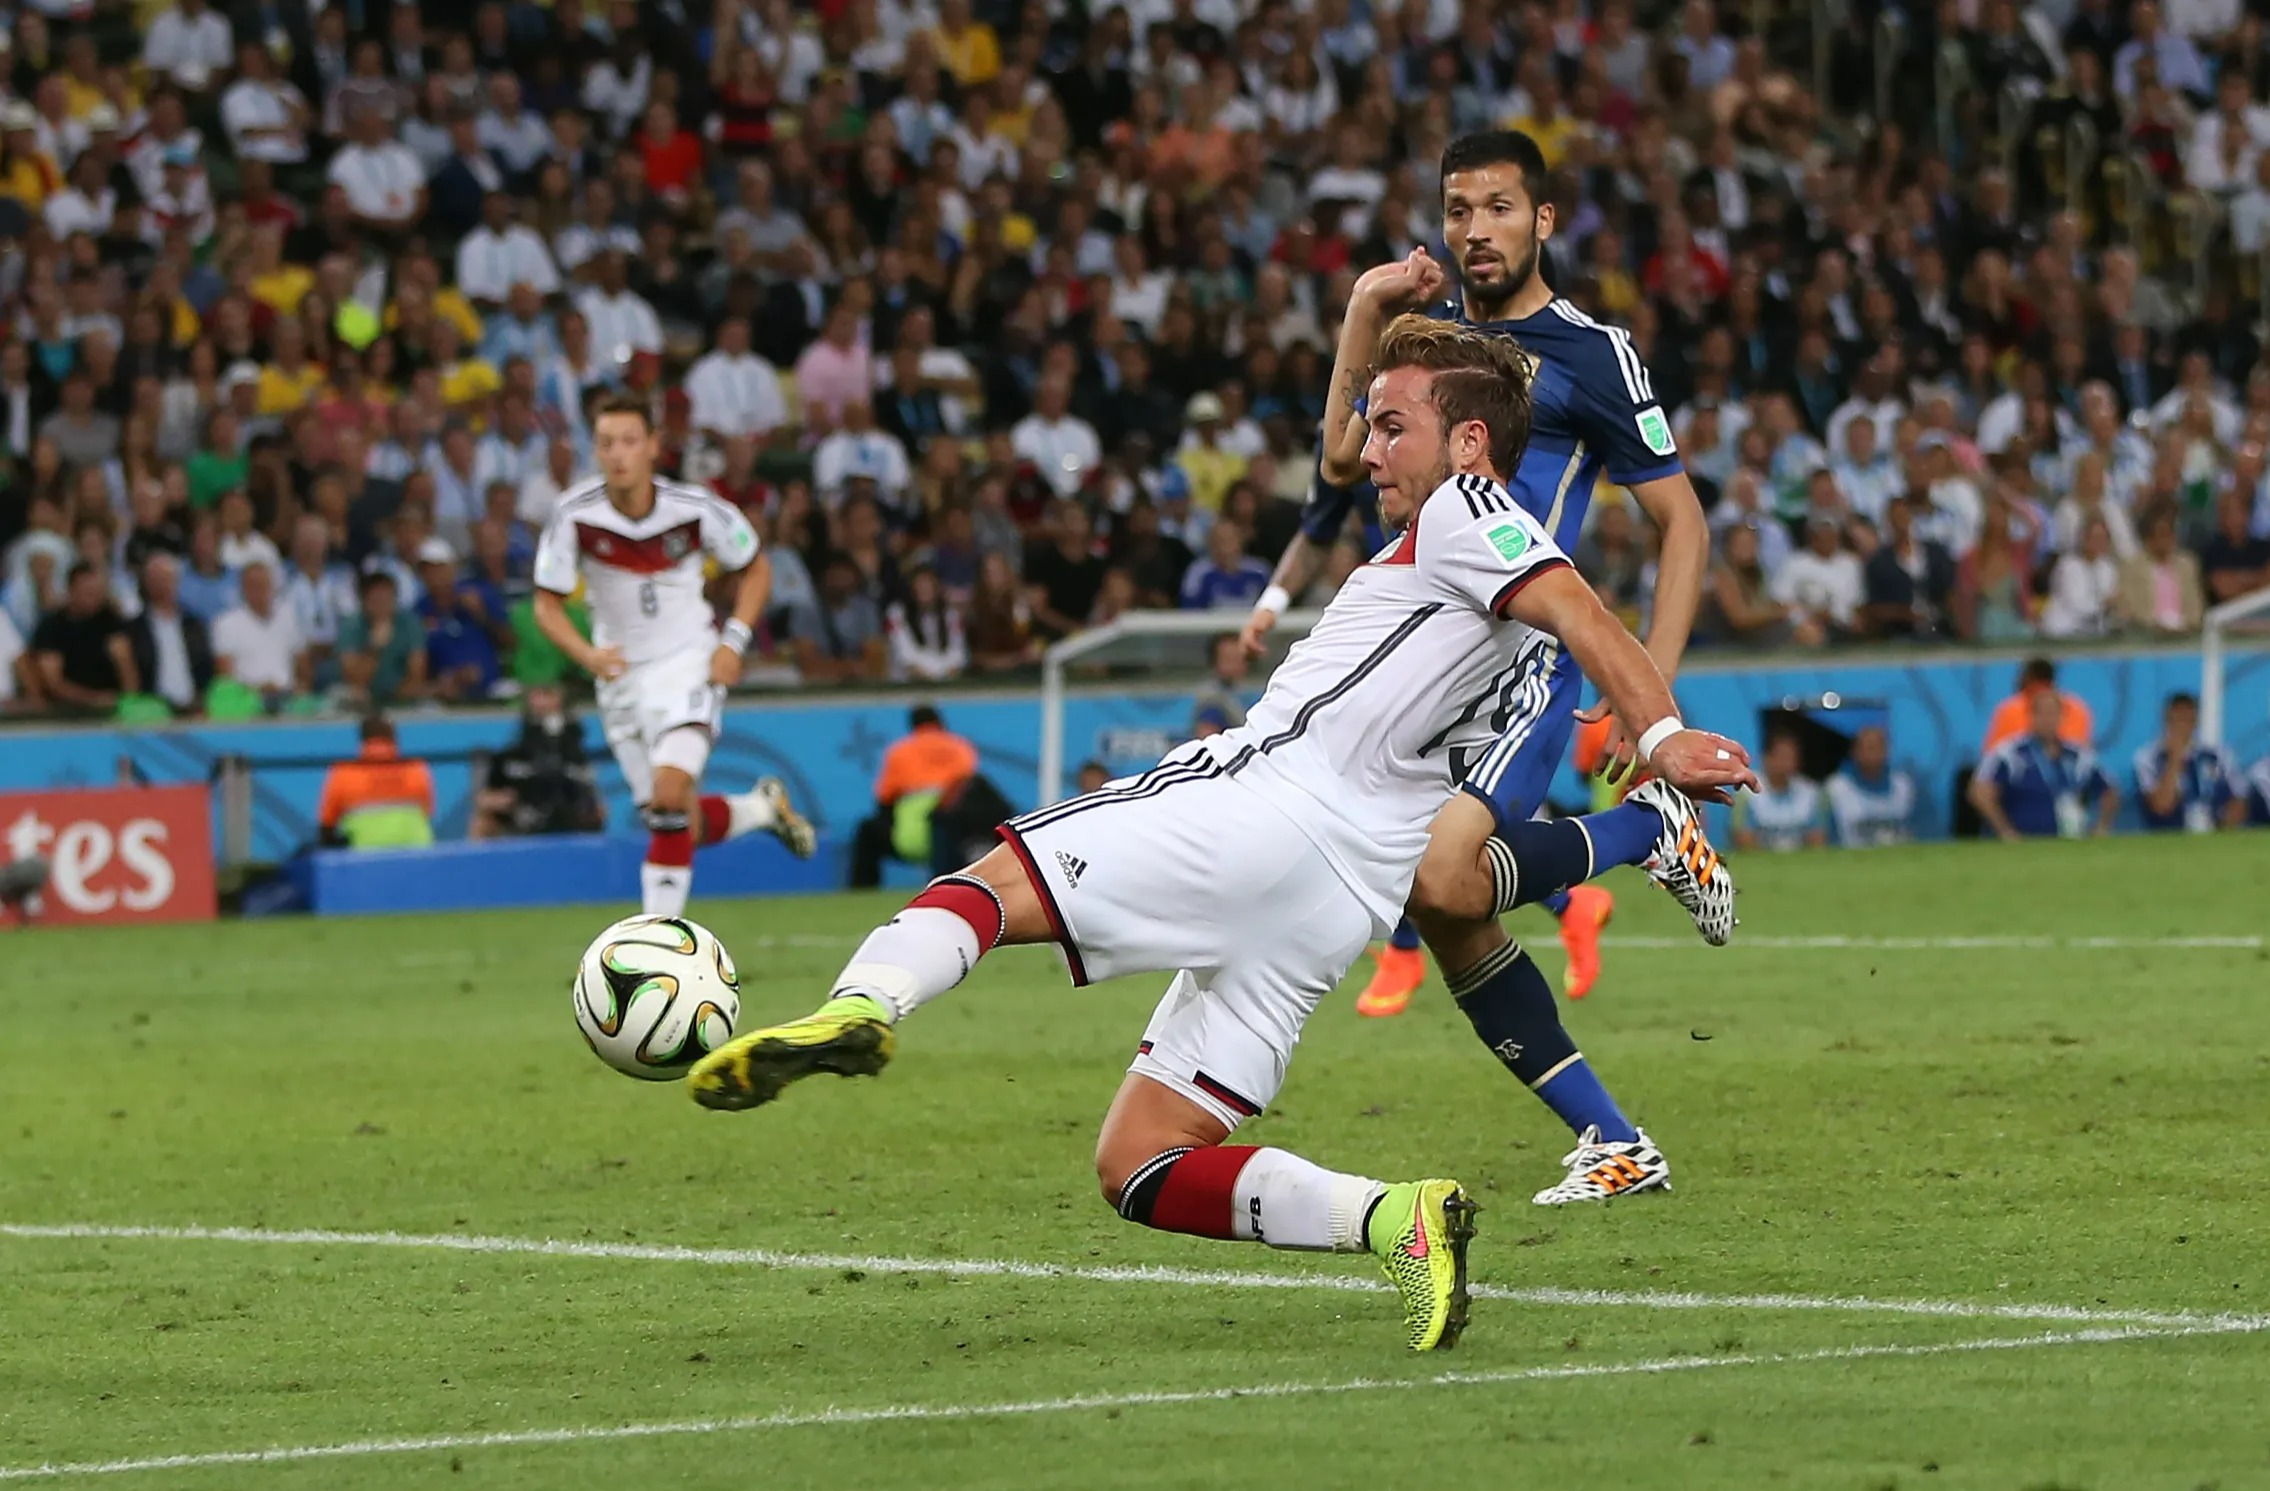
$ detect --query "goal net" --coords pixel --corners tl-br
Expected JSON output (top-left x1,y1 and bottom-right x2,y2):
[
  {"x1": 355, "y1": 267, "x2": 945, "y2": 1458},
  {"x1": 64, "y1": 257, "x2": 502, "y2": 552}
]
[
  {"x1": 2200, "y1": 582, "x2": 2270, "y2": 750},
  {"x1": 1036, "y1": 608, "x2": 1324, "y2": 807}
]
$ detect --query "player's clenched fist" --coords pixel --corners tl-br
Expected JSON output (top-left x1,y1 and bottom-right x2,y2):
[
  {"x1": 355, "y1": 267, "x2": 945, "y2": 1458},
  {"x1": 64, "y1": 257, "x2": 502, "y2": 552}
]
[
  {"x1": 709, "y1": 644, "x2": 743, "y2": 687},
  {"x1": 1352, "y1": 247, "x2": 1446, "y2": 313},
  {"x1": 1645, "y1": 729, "x2": 1759, "y2": 805},
  {"x1": 586, "y1": 644, "x2": 628, "y2": 681}
]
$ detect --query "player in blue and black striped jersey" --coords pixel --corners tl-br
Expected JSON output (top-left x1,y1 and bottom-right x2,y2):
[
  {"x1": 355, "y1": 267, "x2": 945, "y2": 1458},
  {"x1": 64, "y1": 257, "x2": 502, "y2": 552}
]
[{"x1": 1246, "y1": 130, "x2": 1731, "y2": 1205}]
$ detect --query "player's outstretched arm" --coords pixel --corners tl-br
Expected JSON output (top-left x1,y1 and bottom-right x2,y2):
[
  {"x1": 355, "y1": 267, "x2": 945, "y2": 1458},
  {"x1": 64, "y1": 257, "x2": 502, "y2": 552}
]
[
  {"x1": 1626, "y1": 473, "x2": 1709, "y2": 682},
  {"x1": 1580, "y1": 471, "x2": 1709, "y2": 779},
  {"x1": 1505, "y1": 565, "x2": 1758, "y2": 802},
  {"x1": 1242, "y1": 531, "x2": 1324, "y2": 657}
]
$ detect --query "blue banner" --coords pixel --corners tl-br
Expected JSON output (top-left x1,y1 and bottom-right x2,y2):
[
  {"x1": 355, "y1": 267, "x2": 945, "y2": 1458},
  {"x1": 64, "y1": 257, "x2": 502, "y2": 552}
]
[
  {"x1": 0, "y1": 690, "x2": 1201, "y2": 862},
  {"x1": 0, "y1": 645, "x2": 2263, "y2": 862}
]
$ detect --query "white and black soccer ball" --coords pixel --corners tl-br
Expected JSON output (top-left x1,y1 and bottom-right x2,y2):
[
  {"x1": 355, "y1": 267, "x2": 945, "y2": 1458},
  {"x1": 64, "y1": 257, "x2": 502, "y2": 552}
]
[{"x1": 573, "y1": 915, "x2": 742, "y2": 1080}]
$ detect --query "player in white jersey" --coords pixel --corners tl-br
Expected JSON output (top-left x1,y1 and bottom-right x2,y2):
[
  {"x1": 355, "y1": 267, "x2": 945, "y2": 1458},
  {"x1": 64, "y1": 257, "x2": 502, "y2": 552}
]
[
  {"x1": 531, "y1": 395, "x2": 815, "y2": 915},
  {"x1": 689, "y1": 320, "x2": 1756, "y2": 1352},
  {"x1": 1251, "y1": 131, "x2": 1731, "y2": 1207}
]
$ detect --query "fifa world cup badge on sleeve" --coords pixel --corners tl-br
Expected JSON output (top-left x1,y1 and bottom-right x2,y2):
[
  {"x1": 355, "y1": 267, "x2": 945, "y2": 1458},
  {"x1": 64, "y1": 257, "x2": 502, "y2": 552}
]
[
  {"x1": 1635, "y1": 406, "x2": 1677, "y2": 457},
  {"x1": 1486, "y1": 524, "x2": 1531, "y2": 563}
]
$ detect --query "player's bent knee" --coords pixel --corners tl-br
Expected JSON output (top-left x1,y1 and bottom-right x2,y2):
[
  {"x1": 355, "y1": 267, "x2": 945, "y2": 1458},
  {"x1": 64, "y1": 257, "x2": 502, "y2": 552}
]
[
  {"x1": 1094, "y1": 1073, "x2": 1233, "y2": 1207},
  {"x1": 961, "y1": 842, "x2": 1055, "y2": 946},
  {"x1": 1410, "y1": 841, "x2": 1495, "y2": 925},
  {"x1": 647, "y1": 765, "x2": 696, "y2": 813},
  {"x1": 1096, "y1": 1135, "x2": 1194, "y2": 1210},
  {"x1": 1095, "y1": 1149, "x2": 1139, "y2": 1206},
  {"x1": 1411, "y1": 794, "x2": 1502, "y2": 923}
]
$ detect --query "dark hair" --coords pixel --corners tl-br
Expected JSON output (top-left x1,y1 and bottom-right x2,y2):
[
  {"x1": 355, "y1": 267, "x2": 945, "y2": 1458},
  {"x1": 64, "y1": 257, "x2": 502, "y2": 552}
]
[
  {"x1": 66, "y1": 560, "x2": 97, "y2": 585},
  {"x1": 2167, "y1": 692, "x2": 2199, "y2": 712},
  {"x1": 909, "y1": 704, "x2": 943, "y2": 730},
  {"x1": 1439, "y1": 130, "x2": 1550, "y2": 204},
  {"x1": 591, "y1": 391, "x2": 652, "y2": 430},
  {"x1": 2020, "y1": 657, "x2": 2057, "y2": 687},
  {"x1": 1373, "y1": 314, "x2": 1536, "y2": 476},
  {"x1": 359, "y1": 713, "x2": 396, "y2": 743},
  {"x1": 359, "y1": 568, "x2": 398, "y2": 596}
]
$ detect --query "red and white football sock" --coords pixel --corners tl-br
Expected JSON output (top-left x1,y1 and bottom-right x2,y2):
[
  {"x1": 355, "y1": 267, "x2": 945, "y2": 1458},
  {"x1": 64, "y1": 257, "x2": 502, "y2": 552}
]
[
  {"x1": 642, "y1": 827, "x2": 694, "y2": 916},
  {"x1": 697, "y1": 791, "x2": 774, "y2": 845},
  {"x1": 829, "y1": 875, "x2": 1006, "y2": 1021},
  {"x1": 1118, "y1": 1145, "x2": 1383, "y2": 1252}
]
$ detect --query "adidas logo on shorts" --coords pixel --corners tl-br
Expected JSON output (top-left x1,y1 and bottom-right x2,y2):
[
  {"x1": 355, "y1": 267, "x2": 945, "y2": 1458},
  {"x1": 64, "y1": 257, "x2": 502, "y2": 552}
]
[{"x1": 1055, "y1": 850, "x2": 1088, "y2": 888}]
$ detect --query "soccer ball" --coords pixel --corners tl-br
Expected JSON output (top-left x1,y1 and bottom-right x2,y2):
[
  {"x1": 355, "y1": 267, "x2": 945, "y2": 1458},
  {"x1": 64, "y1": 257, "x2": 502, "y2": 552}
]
[{"x1": 573, "y1": 915, "x2": 742, "y2": 1081}]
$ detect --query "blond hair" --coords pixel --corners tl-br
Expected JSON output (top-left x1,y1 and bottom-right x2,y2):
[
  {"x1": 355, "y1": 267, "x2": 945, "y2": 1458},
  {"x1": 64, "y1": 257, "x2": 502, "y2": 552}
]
[{"x1": 1373, "y1": 313, "x2": 1537, "y2": 477}]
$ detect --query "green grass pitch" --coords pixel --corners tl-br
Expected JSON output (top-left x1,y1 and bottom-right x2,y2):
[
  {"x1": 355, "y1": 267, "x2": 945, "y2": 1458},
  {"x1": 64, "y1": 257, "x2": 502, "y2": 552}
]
[{"x1": 3, "y1": 834, "x2": 2267, "y2": 1489}]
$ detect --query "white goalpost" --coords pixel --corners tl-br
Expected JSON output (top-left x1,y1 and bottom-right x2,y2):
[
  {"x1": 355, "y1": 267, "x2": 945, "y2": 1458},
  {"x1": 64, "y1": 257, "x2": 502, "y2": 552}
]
[
  {"x1": 1036, "y1": 608, "x2": 1325, "y2": 807},
  {"x1": 2199, "y1": 583, "x2": 2270, "y2": 749}
]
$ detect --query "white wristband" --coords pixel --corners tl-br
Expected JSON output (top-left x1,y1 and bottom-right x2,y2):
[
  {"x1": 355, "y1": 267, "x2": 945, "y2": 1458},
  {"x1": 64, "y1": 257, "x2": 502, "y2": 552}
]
[
  {"x1": 719, "y1": 619, "x2": 753, "y2": 656},
  {"x1": 1635, "y1": 717, "x2": 1685, "y2": 763},
  {"x1": 1256, "y1": 585, "x2": 1292, "y2": 618}
]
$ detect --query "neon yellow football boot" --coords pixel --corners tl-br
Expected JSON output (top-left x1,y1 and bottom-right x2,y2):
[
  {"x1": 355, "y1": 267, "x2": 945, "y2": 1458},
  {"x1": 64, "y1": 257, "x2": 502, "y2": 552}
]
[
  {"x1": 688, "y1": 995, "x2": 894, "y2": 1111},
  {"x1": 1366, "y1": 1178, "x2": 1479, "y2": 1351}
]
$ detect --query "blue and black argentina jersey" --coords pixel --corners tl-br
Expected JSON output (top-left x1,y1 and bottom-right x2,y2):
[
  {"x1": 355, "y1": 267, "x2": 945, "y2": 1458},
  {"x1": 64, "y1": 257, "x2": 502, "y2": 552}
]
[
  {"x1": 1332, "y1": 299, "x2": 1683, "y2": 554},
  {"x1": 1445, "y1": 299, "x2": 1684, "y2": 553},
  {"x1": 1299, "y1": 469, "x2": 1386, "y2": 551}
]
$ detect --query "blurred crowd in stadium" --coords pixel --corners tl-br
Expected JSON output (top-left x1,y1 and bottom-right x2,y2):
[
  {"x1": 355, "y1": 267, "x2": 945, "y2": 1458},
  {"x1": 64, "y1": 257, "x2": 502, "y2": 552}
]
[{"x1": 3, "y1": 0, "x2": 2270, "y2": 723}]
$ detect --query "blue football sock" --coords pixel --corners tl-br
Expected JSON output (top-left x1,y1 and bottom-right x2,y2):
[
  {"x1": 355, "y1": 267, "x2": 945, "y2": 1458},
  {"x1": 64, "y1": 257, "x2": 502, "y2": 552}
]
[
  {"x1": 1388, "y1": 916, "x2": 1422, "y2": 952},
  {"x1": 1581, "y1": 802, "x2": 1663, "y2": 871},
  {"x1": 1532, "y1": 1059, "x2": 1639, "y2": 1144},
  {"x1": 1492, "y1": 805, "x2": 1666, "y2": 916},
  {"x1": 1446, "y1": 939, "x2": 1639, "y2": 1143},
  {"x1": 1493, "y1": 818, "x2": 1592, "y2": 905}
]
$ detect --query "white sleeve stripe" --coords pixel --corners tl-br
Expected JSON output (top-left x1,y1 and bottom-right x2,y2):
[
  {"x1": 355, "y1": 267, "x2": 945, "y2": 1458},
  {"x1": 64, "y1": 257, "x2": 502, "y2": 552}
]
[
  {"x1": 1610, "y1": 327, "x2": 1655, "y2": 402},
  {"x1": 1547, "y1": 299, "x2": 1652, "y2": 405}
]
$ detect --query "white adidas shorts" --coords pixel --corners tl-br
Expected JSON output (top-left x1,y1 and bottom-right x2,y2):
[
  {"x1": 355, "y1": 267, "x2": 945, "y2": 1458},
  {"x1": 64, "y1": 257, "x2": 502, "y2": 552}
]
[
  {"x1": 998, "y1": 752, "x2": 1374, "y2": 1131},
  {"x1": 597, "y1": 646, "x2": 724, "y2": 806}
]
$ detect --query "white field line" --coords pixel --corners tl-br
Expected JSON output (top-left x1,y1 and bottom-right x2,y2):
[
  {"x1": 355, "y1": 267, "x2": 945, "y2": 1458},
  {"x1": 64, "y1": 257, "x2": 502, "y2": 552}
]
[
  {"x1": 1600, "y1": 934, "x2": 2264, "y2": 951},
  {"x1": 0, "y1": 1319, "x2": 2260, "y2": 1483},
  {"x1": 6, "y1": 1223, "x2": 2261, "y2": 1332}
]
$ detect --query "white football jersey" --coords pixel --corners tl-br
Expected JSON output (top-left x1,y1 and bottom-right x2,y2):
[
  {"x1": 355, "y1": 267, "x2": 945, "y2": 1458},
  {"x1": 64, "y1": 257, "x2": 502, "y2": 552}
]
[
  {"x1": 1196, "y1": 472, "x2": 1571, "y2": 929},
  {"x1": 532, "y1": 477, "x2": 760, "y2": 666}
]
